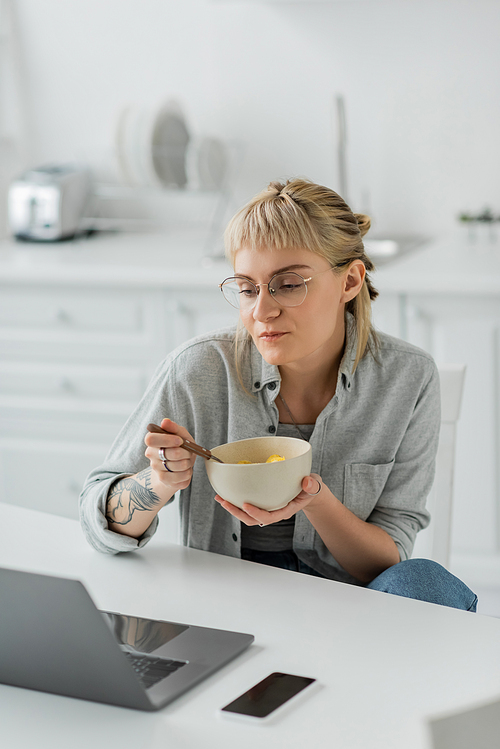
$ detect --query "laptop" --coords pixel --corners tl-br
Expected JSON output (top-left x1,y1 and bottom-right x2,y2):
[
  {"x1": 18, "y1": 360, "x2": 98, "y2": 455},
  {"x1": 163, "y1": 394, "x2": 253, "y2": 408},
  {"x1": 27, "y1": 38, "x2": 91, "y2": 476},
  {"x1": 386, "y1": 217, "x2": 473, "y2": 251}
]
[
  {"x1": 0, "y1": 567, "x2": 254, "y2": 711},
  {"x1": 428, "y1": 698, "x2": 500, "y2": 749}
]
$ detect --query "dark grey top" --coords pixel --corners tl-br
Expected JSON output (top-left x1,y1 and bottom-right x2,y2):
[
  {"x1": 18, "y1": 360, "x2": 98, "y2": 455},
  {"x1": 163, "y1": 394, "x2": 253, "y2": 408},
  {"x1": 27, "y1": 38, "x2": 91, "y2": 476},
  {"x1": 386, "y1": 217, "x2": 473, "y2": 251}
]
[
  {"x1": 79, "y1": 314, "x2": 440, "y2": 586},
  {"x1": 240, "y1": 422, "x2": 314, "y2": 552}
]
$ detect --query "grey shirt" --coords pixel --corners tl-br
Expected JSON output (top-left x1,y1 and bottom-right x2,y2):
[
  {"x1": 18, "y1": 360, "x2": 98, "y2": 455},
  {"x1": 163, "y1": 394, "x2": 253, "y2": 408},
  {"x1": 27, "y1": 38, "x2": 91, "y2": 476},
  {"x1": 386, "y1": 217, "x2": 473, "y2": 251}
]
[{"x1": 79, "y1": 315, "x2": 440, "y2": 586}]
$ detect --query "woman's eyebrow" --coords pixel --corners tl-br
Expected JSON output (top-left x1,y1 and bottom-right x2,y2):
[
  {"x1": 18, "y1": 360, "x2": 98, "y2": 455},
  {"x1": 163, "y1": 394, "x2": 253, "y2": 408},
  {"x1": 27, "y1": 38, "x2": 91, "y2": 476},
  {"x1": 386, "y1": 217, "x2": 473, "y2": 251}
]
[{"x1": 233, "y1": 264, "x2": 313, "y2": 280}]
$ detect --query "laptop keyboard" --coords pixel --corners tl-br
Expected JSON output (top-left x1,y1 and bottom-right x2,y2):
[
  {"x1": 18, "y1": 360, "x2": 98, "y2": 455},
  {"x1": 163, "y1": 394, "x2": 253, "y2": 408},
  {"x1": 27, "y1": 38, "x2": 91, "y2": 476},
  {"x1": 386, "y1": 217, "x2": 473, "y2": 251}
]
[{"x1": 123, "y1": 651, "x2": 187, "y2": 689}]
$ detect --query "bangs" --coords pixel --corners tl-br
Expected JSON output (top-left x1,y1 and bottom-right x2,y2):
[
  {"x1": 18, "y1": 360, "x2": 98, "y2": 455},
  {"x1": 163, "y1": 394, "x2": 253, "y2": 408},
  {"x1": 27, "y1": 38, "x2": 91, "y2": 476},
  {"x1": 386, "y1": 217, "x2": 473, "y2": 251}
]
[{"x1": 224, "y1": 193, "x2": 324, "y2": 262}]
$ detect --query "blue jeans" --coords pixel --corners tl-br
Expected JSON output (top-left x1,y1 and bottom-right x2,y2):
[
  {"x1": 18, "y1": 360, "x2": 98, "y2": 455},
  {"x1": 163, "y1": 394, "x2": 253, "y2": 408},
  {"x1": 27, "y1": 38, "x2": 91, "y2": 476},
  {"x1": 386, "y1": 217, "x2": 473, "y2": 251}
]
[{"x1": 240, "y1": 549, "x2": 478, "y2": 612}]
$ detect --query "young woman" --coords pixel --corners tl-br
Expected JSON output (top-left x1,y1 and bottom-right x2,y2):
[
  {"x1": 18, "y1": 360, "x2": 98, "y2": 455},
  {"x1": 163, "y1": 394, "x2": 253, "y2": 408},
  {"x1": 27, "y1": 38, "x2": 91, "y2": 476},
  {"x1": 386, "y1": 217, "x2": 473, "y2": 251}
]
[{"x1": 80, "y1": 179, "x2": 477, "y2": 611}]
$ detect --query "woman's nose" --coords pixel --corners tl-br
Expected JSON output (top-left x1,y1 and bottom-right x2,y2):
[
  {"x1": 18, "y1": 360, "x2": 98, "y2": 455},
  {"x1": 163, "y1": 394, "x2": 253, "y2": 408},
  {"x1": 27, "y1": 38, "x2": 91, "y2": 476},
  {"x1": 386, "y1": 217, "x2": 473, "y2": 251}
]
[{"x1": 252, "y1": 286, "x2": 280, "y2": 321}]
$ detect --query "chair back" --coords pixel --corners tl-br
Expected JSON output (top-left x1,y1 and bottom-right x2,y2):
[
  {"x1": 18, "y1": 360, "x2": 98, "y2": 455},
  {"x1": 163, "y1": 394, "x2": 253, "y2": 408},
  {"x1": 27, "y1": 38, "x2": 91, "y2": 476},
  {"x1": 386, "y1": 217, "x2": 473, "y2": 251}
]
[{"x1": 412, "y1": 364, "x2": 466, "y2": 568}]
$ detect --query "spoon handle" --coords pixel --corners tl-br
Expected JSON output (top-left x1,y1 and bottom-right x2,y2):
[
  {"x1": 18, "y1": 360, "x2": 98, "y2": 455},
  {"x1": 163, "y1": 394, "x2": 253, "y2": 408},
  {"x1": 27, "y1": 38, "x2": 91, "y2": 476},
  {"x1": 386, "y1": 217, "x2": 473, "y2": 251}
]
[{"x1": 146, "y1": 423, "x2": 224, "y2": 463}]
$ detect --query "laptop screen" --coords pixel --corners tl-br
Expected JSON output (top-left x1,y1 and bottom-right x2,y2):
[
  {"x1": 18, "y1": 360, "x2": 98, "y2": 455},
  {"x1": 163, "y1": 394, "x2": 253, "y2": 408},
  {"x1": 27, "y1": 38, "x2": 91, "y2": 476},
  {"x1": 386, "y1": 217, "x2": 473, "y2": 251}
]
[{"x1": 101, "y1": 612, "x2": 189, "y2": 653}]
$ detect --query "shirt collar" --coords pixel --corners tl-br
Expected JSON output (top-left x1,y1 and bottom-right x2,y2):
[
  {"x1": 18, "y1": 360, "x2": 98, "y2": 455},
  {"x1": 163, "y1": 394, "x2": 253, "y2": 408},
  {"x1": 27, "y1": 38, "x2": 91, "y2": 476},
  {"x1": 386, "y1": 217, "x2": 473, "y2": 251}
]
[{"x1": 247, "y1": 311, "x2": 358, "y2": 394}]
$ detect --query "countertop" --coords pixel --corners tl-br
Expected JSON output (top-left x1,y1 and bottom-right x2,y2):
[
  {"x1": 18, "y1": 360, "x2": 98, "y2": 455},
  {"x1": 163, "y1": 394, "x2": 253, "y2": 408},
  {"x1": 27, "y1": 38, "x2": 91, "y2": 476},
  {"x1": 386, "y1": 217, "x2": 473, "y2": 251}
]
[
  {"x1": 1, "y1": 229, "x2": 500, "y2": 293},
  {"x1": 0, "y1": 230, "x2": 233, "y2": 288},
  {"x1": 372, "y1": 232, "x2": 500, "y2": 295}
]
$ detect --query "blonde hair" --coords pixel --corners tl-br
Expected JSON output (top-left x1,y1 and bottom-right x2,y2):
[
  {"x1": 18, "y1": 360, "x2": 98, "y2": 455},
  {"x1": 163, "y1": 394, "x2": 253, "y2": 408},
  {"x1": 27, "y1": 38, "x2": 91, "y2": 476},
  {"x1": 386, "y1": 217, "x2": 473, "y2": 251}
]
[{"x1": 224, "y1": 178, "x2": 379, "y2": 385}]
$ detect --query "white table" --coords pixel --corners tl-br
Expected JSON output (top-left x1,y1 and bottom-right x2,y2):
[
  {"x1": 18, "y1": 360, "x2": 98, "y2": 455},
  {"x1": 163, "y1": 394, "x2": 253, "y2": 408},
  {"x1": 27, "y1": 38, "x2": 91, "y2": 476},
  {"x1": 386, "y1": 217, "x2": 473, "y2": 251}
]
[{"x1": 1, "y1": 502, "x2": 500, "y2": 749}]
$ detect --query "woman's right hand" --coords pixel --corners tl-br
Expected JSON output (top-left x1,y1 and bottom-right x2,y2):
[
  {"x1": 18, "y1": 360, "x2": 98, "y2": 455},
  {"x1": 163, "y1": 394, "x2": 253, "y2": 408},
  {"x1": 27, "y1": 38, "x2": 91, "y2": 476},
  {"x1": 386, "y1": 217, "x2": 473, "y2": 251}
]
[{"x1": 144, "y1": 417, "x2": 196, "y2": 496}]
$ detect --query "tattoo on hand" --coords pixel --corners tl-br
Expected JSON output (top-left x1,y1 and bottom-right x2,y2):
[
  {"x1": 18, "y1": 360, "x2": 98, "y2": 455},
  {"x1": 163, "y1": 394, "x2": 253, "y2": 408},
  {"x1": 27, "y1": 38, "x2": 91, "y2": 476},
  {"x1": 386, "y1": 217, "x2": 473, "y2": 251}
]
[{"x1": 106, "y1": 468, "x2": 162, "y2": 526}]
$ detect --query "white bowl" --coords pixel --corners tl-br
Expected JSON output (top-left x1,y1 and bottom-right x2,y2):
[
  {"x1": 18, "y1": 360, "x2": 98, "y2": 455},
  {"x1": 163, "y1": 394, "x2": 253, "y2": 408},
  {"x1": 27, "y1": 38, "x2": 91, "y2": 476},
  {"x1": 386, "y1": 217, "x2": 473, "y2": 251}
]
[{"x1": 205, "y1": 436, "x2": 312, "y2": 512}]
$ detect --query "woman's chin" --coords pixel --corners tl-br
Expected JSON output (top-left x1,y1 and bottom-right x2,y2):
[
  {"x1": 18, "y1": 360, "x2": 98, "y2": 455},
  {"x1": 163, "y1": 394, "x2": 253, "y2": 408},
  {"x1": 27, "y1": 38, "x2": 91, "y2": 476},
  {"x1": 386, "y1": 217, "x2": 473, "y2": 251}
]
[
  {"x1": 252, "y1": 336, "x2": 302, "y2": 367},
  {"x1": 258, "y1": 348, "x2": 295, "y2": 367},
  {"x1": 255, "y1": 345, "x2": 282, "y2": 365}
]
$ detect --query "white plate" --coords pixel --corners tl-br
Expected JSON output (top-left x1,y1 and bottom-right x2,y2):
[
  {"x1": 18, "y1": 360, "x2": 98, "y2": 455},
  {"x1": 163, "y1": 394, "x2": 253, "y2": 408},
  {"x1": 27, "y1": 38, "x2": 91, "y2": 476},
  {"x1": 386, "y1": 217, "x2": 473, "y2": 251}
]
[
  {"x1": 151, "y1": 104, "x2": 190, "y2": 188},
  {"x1": 115, "y1": 101, "x2": 190, "y2": 189}
]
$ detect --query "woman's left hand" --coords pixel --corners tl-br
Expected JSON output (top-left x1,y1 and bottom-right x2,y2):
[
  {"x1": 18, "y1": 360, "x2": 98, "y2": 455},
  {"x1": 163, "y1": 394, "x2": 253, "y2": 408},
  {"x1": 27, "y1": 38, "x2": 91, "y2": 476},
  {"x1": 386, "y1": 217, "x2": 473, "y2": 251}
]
[{"x1": 213, "y1": 473, "x2": 323, "y2": 526}]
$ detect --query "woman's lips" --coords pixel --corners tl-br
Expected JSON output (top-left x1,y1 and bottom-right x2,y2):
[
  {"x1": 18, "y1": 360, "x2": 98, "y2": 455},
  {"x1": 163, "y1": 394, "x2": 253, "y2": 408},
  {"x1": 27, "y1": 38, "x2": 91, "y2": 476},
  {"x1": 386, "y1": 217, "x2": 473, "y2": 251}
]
[{"x1": 259, "y1": 332, "x2": 287, "y2": 342}]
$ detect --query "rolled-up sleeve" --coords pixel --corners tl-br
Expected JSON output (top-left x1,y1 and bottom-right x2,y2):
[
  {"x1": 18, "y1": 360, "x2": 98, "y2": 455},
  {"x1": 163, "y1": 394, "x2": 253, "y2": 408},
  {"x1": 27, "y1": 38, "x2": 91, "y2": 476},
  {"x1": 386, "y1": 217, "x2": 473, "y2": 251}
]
[
  {"x1": 79, "y1": 357, "x2": 176, "y2": 554},
  {"x1": 79, "y1": 471, "x2": 159, "y2": 554}
]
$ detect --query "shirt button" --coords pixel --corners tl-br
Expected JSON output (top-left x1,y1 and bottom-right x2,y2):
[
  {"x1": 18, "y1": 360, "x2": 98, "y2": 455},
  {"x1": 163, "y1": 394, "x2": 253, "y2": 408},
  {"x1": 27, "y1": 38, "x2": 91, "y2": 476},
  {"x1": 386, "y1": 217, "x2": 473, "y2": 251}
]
[
  {"x1": 232, "y1": 533, "x2": 238, "y2": 542},
  {"x1": 268, "y1": 425, "x2": 276, "y2": 434},
  {"x1": 267, "y1": 382, "x2": 277, "y2": 390},
  {"x1": 254, "y1": 381, "x2": 261, "y2": 389}
]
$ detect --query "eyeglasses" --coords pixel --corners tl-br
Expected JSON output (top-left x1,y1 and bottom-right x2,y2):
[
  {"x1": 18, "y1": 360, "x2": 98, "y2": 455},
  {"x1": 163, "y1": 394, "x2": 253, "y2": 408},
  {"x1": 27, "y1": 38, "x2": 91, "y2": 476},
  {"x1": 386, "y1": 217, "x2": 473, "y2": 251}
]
[{"x1": 219, "y1": 266, "x2": 337, "y2": 311}]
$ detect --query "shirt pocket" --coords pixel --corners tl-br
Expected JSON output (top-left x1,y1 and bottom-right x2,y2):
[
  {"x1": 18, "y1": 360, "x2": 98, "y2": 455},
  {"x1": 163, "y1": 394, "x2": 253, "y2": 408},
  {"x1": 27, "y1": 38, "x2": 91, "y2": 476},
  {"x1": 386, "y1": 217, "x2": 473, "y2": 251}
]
[{"x1": 343, "y1": 460, "x2": 395, "y2": 521}]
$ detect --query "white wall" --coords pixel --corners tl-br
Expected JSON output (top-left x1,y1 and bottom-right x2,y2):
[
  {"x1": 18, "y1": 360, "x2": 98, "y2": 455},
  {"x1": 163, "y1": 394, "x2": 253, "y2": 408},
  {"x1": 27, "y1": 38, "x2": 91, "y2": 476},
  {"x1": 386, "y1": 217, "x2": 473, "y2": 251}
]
[{"x1": 8, "y1": 0, "x2": 500, "y2": 237}]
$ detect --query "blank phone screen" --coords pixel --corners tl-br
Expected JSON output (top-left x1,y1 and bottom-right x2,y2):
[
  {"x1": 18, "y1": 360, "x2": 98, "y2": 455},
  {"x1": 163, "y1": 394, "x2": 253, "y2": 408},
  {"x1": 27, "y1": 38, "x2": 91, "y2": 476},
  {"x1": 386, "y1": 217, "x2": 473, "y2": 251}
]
[{"x1": 221, "y1": 672, "x2": 316, "y2": 718}]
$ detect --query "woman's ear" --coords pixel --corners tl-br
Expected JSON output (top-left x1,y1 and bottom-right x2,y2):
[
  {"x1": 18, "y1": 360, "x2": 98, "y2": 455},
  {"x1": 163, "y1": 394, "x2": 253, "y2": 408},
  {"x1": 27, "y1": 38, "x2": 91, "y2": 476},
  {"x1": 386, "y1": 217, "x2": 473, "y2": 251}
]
[{"x1": 341, "y1": 260, "x2": 366, "y2": 303}]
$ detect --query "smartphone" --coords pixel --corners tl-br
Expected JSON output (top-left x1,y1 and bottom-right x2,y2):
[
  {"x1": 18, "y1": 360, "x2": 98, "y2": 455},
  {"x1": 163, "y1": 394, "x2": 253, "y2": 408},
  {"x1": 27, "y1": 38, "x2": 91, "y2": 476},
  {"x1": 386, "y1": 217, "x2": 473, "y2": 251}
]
[{"x1": 220, "y1": 672, "x2": 317, "y2": 721}]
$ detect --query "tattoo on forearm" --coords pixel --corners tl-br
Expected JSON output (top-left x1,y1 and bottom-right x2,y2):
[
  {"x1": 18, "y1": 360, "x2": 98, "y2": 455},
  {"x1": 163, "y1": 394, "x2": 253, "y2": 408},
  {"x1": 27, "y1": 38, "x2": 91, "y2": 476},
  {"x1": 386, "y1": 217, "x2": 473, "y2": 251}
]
[{"x1": 106, "y1": 468, "x2": 162, "y2": 527}]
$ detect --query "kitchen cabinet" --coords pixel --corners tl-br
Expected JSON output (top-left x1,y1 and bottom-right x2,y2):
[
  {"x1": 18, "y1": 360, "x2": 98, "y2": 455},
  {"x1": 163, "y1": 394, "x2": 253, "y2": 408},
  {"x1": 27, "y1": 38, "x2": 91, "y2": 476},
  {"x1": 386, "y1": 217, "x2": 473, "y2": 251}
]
[
  {"x1": 372, "y1": 235, "x2": 500, "y2": 587},
  {"x1": 0, "y1": 231, "x2": 237, "y2": 527}
]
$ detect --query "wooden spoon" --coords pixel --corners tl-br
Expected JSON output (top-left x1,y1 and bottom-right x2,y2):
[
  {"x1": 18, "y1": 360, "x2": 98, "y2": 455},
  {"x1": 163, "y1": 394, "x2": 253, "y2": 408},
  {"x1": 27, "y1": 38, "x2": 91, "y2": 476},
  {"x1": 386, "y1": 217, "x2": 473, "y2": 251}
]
[{"x1": 147, "y1": 423, "x2": 224, "y2": 463}]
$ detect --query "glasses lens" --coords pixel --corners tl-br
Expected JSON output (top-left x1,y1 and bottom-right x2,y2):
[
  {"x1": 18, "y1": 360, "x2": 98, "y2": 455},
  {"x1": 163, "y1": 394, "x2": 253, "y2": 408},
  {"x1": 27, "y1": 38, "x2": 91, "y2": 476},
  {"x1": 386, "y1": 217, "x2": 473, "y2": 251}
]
[
  {"x1": 220, "y1": 278, "x2": 258, "y2": 309},
  {"x1": 270, "y1": 272, "x2": 307, "y2": 307}
]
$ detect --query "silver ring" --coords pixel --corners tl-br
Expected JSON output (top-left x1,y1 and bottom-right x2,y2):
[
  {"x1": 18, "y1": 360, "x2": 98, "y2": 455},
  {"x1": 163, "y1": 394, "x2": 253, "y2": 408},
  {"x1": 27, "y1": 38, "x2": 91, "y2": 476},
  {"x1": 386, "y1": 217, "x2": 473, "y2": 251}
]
[
  {"x1": 308, "y1": 478, "x2": 322, "y2": 496},
  {"x1": 158, "y1": 447, "x2": 172, "y2": 473}
]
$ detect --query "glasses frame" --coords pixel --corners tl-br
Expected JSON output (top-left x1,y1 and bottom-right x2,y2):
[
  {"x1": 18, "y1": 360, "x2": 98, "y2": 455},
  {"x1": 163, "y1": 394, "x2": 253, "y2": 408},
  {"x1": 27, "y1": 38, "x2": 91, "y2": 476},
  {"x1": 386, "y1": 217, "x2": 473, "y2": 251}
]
[{"x1": 219, "y1": 265, "x2": 341, "y2": 311}]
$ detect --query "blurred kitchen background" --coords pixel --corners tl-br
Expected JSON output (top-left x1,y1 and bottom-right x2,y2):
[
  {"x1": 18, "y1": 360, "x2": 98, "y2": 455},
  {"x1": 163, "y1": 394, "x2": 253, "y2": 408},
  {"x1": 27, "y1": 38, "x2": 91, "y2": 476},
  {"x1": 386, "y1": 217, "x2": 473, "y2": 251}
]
[{"x1": 1, "y1": 0, "x2": 500, "y2": 613}]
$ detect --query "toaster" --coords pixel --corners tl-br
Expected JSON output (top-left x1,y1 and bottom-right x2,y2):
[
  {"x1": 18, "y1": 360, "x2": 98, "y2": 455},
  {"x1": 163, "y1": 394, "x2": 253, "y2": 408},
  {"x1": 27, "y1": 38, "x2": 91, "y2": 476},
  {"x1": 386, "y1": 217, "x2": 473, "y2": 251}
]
[{"x1": 8, "y1": 164, "x2": 91, "y2": 241}]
